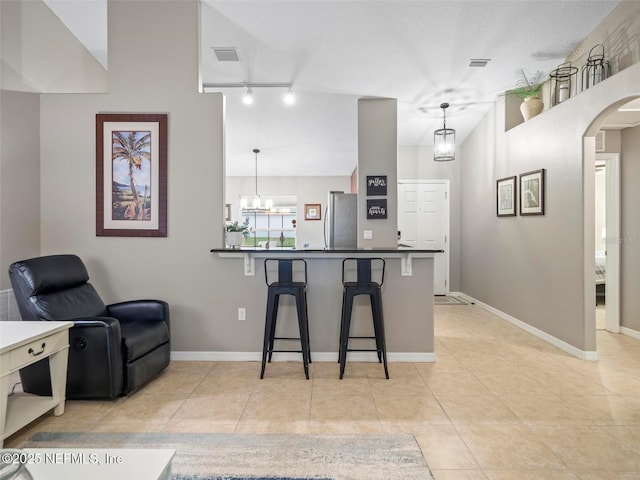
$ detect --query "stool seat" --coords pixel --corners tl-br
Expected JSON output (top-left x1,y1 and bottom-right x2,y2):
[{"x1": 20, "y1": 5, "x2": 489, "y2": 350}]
[
  {"x1": 261, "y1": 259, "x2": 311, "y2": 380},
  {"x1": 339, "y1": 258, "x2": 389, "y2": 379},
  {"x1": 268, "y1": 281, "x2": 307, "y2": 288},
  {"x1": 342, "y1": 281, "x2": 380, "y2": 289}
]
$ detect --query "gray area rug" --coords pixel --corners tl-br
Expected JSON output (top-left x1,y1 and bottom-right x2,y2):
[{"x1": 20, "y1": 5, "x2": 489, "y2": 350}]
[
  {"x1": 23, "y1": 432, "x2": 433, "y2": 480},
  {"x1": 173, "y1": 476, "x2": 328, "y2": 480}
]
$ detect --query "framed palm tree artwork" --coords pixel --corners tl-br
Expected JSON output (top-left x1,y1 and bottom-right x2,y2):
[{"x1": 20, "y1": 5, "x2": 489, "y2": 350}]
[{"x1": 96, "y1": 113, "x2": 168, "y2": 236}]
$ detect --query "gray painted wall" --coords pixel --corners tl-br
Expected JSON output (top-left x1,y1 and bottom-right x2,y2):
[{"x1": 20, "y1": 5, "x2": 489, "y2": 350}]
[
  {"x1": 14, "y1": 0, "x2": 434, "y2": 355},
  {"x1": 36, "y1": 0, "x2": 226, "y2": 352},
  {"x1": 5, "y1": 0, "x2": 637, "y2": 355},
  {"x1": 0, "y1": 90, "x2": 41, "y2": 289},
  {"x1": 460, "y1": 64, "x2": 640, "y2": 352},
  {"x1": 621, "y1": 125, "x2": 640, "y2": 332},
  {"x1": 0, "y1": 0, "x2": 106, "y2": 92},
  {"x1": 398, "y1": 145, "x2": 461, "y2": 291},
  {"x1": 358, "y1": 98, "x2": 398, "y2": 248},
  {"x1": 601, "y1": 130, "x2": 621, "y2": 154},
  {"x1": 458, "y1": 0, "x2": 640, "y2": 351}
]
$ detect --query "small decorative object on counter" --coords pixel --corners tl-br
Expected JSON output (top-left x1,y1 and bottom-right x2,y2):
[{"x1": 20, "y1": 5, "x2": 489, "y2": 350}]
[
  {"x1": 225, "y1": 219, "x2": 249, "y2": 248},
  {"x1": 581, "y1": 44, "x2": 610, "y2": 92},
  {"x1": 549, "y1": 61, "x2": 578, "y2": 106}
]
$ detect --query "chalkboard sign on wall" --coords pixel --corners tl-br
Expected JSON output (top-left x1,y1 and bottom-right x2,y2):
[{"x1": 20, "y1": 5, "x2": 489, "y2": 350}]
[
  {"x1": 367, "y1": 199, "x2": 387, "y2": 219},
  {"x1": 366, "y1": 176, "x2": 387, "y2": 196}
]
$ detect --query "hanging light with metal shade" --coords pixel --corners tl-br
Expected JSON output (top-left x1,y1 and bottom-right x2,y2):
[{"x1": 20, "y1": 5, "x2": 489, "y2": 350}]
[{"x1": 433, "y1": 102, "x2": 455, "y2": 162}]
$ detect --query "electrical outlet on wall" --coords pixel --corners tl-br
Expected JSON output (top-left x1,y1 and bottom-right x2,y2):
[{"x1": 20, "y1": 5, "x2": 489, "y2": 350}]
[
  {"x1": 363, "y1": 230, "x2": 373, "y2": 240},
  {"x1": 238, "y1": 307, "x2": 246, "y2": 321}
]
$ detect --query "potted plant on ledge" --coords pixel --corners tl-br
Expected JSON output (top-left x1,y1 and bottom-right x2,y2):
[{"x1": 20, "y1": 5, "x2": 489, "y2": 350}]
[
  {"x1": 506, "y1": 69, "x2": 547, "y2": 121},
  {"x1": 225, "y1": 220, "x2": 249, "y2": 248}
]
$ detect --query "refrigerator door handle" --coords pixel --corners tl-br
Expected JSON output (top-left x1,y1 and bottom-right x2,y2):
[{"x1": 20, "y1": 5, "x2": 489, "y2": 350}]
[{"x1": 323, "y1": 206, "x2": 328, "y2": 248}]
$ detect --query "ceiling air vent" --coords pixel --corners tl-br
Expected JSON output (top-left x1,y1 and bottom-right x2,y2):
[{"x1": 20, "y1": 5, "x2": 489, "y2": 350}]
[
  {"x1": 469, "y1": 58, "x2": 490, "y2": 67},
  {"x1": 212, "y1": 48, "x2": 239, "y2": 62}
]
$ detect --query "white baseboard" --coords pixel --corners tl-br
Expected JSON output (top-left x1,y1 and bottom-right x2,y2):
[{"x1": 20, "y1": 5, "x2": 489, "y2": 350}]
[
  {"x1": 462, "y1": 293, "x2": 599, "y2": 362},
  {"x1": 455, "y1": 292, "x2": 476, "y2": 303},
  {"x1": 171, "y1": 351, "x2": 435, "y2": 362},
  {"x1": 621, "y1": 326, "x2": 640, "y2": 341}
]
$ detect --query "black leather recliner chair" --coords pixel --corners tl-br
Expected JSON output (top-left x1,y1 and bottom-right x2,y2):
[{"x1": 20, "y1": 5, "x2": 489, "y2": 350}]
[{"x1": 8, "y1": 254, "x2": 170, "y2": 399}]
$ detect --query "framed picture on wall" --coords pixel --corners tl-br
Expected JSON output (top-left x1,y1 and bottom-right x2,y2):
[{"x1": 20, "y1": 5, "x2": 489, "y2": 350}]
[
  {"x1": 366, "y1": 175, "x2": 387, "y2": 196},
  {"x1": 366, "y1": 198, "x2": 387, "y2": 219},
  {"x1": 304, "y1": 203, "x2": 322, "y2": 220},
  {"x1": 519, "y1": 169, "x2": 545, "y2": 216},
  {"x1": 96, "y1": 113, "x2": 168, "y2": 236},
  {"x1": 496, "y1": 176, "x2": 516, "y2": 217}
]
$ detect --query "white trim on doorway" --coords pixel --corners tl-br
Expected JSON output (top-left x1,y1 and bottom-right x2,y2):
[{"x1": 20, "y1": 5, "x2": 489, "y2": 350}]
[{"x1": 596, "y1": 152, "x2": 621, "y2": 333}]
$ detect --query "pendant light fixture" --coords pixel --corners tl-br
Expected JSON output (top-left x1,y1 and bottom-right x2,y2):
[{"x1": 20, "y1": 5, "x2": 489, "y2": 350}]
[
  {"x1": 240, "y1": 148, "x2": 273, "y2": 212},
  {"x1": 433, "y1": 102, "x2": 455, "y2": 162},
  {"x1": 252, "y1": 148, "x2": 261, "y2": 208}
]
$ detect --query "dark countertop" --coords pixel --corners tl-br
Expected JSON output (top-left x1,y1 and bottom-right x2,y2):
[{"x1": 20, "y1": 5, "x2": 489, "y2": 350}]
[{"x1": 211, "y1": 246, "x2": 443, "y2": 254}]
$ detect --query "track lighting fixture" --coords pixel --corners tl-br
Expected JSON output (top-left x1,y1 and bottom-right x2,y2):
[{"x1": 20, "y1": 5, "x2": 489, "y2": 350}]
[
  {"x1": 284, "y1": 87, "x2": 295, "y2": 105},
  {"x1": 203, "y1": 82, "x2": 295, "y2": 106},
  {"x1": 242, "y1": 87, "x2": 254, "y2": 105}
]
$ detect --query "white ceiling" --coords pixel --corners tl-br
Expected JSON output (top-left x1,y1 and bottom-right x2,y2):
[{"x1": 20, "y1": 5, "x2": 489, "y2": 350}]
[
  {"x1": 43, "y1": 0, "x2": 628, "y2": 177},
  {"x1": 199, "y1": 0, "x2": 619, "y2": 176},
  {"x1": 601, "y1": 97, "x2": 640, "y2": 129},
  {"x1": 44, "y1": 0, "x2": 108, "y2": 69}
]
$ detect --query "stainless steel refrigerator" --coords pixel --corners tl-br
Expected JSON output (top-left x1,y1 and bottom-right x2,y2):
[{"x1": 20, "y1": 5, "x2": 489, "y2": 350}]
[{"x1": 324, "y1": 191, "x2": 357, "y2": 248}]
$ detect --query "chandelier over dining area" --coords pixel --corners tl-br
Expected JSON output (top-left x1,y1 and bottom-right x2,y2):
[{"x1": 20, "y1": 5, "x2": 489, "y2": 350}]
[{"x1": 240, "y1": 148, "x2": 273, "y2": 211}]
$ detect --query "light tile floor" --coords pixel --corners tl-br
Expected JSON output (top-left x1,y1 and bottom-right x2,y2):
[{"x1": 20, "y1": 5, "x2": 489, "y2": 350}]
[{"x1": 6, "y1": 304, "x2": 640, "y2": 479}]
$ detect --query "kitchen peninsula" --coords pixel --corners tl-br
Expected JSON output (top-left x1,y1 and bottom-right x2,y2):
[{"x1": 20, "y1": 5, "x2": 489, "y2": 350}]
[{"x1": 211, "y1": 246, "x2": 441, "y2": 361}]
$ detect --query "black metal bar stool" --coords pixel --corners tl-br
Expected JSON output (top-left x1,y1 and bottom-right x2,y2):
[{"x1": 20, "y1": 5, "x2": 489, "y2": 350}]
[
  {"x1": 261, "y1": 258, "x2": 311, "y2": 379},
  {"x1": 338, "y1": 258, "x2": 389, "y2": 379}
]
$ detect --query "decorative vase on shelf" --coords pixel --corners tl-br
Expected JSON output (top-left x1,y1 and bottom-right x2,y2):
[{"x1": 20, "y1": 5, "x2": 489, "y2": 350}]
[
  {"x1": 226, "y1": 231, "x2": 244, "y2": 248},
  {"x1": 520, "y1": 96, "x2": 544, "y2": 121}
]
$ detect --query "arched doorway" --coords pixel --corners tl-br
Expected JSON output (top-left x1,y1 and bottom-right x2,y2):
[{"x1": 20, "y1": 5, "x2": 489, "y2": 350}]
[{"x1": 583, "y1": 95, "x2": 640, "y2": 344}]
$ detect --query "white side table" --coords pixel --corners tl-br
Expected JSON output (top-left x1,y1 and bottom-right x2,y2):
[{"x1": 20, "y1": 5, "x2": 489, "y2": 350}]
[
  {"x1": 0, "y1": 321, "x2": 73, "y2": 447},
  {"x1": 22, "y1": 449, "x2": 175, "y2": 480}
]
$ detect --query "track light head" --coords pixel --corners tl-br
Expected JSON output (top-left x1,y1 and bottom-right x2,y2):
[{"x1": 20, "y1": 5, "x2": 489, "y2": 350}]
[
  {"x1": 284, "y1": 88, "x2": 295, "y2": 105},
  {"x1": 242, "y1": 87, "x2": 254, "y2": 105}
]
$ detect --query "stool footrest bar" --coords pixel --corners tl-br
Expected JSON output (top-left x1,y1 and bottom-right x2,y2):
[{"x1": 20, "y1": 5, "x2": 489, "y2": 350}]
[{"x1": 267, "y1": 349, "x2": 304, "y2": 354}]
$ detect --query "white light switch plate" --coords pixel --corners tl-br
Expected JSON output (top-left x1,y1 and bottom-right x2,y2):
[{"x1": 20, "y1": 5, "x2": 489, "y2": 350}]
[{"x1": 363, "y1": 230, "x2": 373, "y2": 240}]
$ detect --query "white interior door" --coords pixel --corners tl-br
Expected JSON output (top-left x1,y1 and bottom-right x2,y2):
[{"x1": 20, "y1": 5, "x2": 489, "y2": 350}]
[{"x1": 398, "y1": 181, "x2": 449, "y2": 295}]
